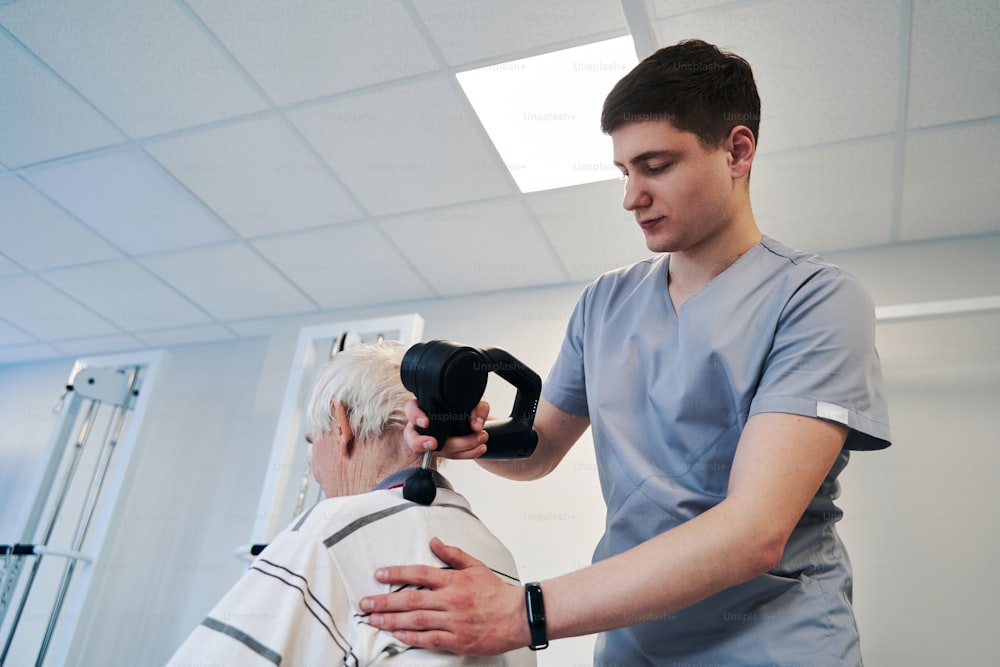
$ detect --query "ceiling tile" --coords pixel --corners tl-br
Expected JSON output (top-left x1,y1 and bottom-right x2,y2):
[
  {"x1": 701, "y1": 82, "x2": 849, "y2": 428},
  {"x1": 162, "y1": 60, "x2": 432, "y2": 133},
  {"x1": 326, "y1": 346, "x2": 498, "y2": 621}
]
[
  {"x1": 134, "y1": 324, "x2": 236, "y2": 348},
  {"x1": 907, "y1": 0, "x2": 1000, "y2": 128},
  {"x1": 225, "y1": 318, "x2": 280, "y2": 339},
  {"x1": 139, "y1": 243, "x2": 317, "y2": 321},
  {"x1": 252, "y1": 223, "x2": 434, "y2": 309},
  {"x1": 21, "y1": 149, "x2": 235, "y2": 255},
  {"x1": 41, "y1": 260, "x2": 213, "y2": 332},
  {"x1": 187, "y1": 0, "x2": 440, "y2": 105},
  {"x1": 146, "y1": 117, "x2": 365, "y2": 237},
  {"x1": 900, "y1": 121, "x2": 1000, "y2": 242},
  {"x1": 0, "y1": 31, "x2": 123, "y2": 167},
  {"x1": 654, "y1": 0, "x2": 901, "y2": 152},
  {"x1": 525, "y1": 179, "x2": 653, "y2": 280},
  {"x1": 0, "y1": 319, "x2": 34, "y2": 346},
  {"x1": 288, "y1": 77, "x2": 514, "y2": 216},
  {"x1": 377, "y1": 198, "x2": 566, "y2": 295},
  {"x1": 752, "y1": 138, "x2": 896, "y2": 252},
  {"x1": 0, "y1": 343, "x2": 64, "y2": 365},
  {"x1": 412, "y1": 0, "x2": 627, "y2": 66},
  {"x1": 0, "y1": 274, "x2": 119, "y2": 340},
  {"x1": 0, "y1": 255, "x2": 21, "y2": 277},
  {"x1": 0, "y1": 176, "x2": 121, "y2": 270},
  {"x1": 52, "y1": 334, "x2": 146, "y2": 358},
  {"x1": 0, "y1": 0, "x2": 266, "y2": 138}
]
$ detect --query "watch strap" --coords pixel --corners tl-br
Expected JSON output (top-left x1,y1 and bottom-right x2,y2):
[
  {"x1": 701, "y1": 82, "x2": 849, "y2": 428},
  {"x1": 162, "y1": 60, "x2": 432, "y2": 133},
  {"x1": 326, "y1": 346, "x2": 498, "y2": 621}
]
[{"x1": 524, "y1": 581, "x2": 548, "y2": 650}]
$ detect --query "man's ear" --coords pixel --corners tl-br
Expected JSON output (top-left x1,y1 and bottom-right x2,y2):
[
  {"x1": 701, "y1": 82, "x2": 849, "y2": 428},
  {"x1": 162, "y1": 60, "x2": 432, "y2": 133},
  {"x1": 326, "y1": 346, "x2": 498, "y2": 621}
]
[
  {"x1": 726, "y1": 125, "x2": 755, "y2": 181},
  {"x1": 331, "y1": 401, "x2": 355, "y2": 458}
]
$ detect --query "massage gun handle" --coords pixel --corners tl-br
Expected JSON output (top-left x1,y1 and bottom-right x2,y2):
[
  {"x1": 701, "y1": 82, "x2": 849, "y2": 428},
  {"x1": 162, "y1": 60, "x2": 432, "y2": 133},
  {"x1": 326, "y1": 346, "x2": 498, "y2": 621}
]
[
  {"x1": 481, "y1": 418, "x2": 538, "y2": 459},
  {"x1": 480, "y1": 347, "x2": 542, "y2": 459}
]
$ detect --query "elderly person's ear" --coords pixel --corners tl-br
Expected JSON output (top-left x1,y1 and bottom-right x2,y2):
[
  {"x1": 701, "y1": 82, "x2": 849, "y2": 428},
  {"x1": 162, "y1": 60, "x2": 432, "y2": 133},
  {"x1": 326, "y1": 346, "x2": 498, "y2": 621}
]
[{"x1": 331, "y1": 401, "x2": 355, "y2": 456}]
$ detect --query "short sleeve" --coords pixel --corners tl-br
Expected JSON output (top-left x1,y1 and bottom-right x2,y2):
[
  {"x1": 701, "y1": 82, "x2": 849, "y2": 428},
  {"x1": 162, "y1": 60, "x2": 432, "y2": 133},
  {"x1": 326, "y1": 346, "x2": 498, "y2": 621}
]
[
  {"x1": 748, "y1": 268, "x2": 891, "y2": 450},
  {"x1": 542, "y1": 286, "x2": 591, "y2": 417}
]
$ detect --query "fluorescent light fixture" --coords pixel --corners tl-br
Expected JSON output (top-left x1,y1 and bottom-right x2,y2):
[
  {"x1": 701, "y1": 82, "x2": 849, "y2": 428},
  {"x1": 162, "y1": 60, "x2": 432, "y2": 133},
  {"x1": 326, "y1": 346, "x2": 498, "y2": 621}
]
[{"x1": 456, "y1": 36, "x2": 638, "y2": 194}]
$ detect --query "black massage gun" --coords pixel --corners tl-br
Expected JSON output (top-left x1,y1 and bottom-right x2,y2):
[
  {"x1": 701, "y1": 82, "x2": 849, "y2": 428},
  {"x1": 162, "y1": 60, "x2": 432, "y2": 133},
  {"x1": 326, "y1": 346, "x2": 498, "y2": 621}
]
[{"x1": 399, "y1": 340, "x2": 541, "y2": 504}]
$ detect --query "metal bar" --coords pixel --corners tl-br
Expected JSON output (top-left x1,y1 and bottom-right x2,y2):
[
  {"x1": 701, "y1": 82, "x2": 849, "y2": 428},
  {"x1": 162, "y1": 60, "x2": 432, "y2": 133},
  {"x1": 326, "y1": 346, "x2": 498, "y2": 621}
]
[
  {"x1": 0, "y1": 388, "x2": 84, "y2": 631},
  {"x1": 619, "y1": 0, "x2": 658, "y2": 59},
  {"x1": 1, "y1": 397, "x2": 100, "y2": 664},
  {"x1": 35, "y1": 367, "x2": 140, "y2": 667},
  {"x1": 0, "y1": 546, "x2": 93, "y2": 563}
]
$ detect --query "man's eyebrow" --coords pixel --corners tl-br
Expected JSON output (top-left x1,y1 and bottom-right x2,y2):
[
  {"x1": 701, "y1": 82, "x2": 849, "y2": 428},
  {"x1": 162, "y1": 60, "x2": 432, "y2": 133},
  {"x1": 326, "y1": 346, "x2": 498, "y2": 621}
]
[{"x1": 613, "y1": 149, "x2": 684, "y2": 168}]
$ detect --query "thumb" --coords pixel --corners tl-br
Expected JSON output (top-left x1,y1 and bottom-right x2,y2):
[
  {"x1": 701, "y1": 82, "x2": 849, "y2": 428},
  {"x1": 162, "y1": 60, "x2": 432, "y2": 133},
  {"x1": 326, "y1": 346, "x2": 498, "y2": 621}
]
[{"x1": 430, "y1": 537, "x2": 482, "y2": 570}]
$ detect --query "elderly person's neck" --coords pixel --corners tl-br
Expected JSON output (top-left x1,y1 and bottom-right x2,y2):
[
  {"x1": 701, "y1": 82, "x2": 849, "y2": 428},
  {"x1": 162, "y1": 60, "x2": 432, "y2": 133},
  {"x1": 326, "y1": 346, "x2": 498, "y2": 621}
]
[{"x1": 328, "y1": 431, "x2": 427, "y2": 498}]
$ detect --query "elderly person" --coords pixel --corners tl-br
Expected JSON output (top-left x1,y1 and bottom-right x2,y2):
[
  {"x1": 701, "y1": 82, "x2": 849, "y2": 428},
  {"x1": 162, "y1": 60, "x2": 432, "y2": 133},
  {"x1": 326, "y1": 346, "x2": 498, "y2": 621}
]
[{"x1": 168, "y1": 341, "x2": 534, "y2": 666}]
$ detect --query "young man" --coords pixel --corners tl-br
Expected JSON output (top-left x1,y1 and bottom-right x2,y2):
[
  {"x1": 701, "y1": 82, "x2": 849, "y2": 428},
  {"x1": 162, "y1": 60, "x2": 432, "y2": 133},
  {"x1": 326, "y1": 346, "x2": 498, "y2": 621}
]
[
  {"x1": 167, "y1": 342, "x2": 534, "y2": 666},
  {"x1": 360, "y1": 40, "x2": 891, "y2": 665}
]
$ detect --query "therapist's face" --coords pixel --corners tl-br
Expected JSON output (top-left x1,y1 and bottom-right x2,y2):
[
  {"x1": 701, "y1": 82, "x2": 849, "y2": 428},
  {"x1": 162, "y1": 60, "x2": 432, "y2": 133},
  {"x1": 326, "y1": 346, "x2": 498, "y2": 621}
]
[{"x1": 612, "y1": 119, "x2": 746, "y2": 255}]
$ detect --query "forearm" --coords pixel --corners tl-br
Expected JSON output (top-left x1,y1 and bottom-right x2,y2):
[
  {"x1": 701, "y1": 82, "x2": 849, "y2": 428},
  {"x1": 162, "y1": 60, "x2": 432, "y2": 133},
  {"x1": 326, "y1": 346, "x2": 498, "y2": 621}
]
[
  {"x1": 540, "y1": 500, "x2": 782, "y2": 640},
  {"x1": 539, "y1": 413, "x2": 846, "y2": 641},
  {"x1": 477, "y1": 397, "x2": 589, "y2": 481},
  {"x1": 477, "y1": 455, "x2": 551, "y2": 481}
]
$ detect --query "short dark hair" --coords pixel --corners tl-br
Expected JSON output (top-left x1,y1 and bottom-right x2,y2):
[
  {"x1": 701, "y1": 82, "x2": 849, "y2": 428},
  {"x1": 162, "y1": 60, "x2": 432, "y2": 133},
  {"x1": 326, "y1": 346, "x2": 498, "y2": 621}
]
[{"x1": 601, "y1": 39, "x2": 761, "y2": 148}]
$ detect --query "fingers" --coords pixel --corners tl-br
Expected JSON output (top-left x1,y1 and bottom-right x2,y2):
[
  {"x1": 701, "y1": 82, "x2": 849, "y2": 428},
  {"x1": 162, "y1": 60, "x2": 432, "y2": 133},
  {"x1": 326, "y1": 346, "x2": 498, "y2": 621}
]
[
  {"x1": 372, "y1": 563, "x2": 449, "y2": 592},
  {"x1": 361, "y1": 539, "x2": 523, "y2": 656},
  {"x1": 403, "y1": 400, "x2": 435, "y2": 454},
  {"x1": 429, "y1": 537, "x2": 482, "y2": 571},
  {"x1": 404, "y1": 398, "x2": 429, "y2": 429},
  {"x1": 403, "y1": 399, "x2": 491, "y2": 460},
  {"x1": 470, "y1": 400, "x2": 490, "y2": 431}
]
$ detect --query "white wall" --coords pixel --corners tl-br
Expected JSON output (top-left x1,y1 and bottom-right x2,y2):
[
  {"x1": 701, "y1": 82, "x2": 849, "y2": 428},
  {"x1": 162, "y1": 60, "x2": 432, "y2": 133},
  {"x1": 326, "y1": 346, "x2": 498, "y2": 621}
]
[
  {"x1": 1, "y1": 236, "x2": 998, "y2": 666},
  {"x1": 839, "y1": 323, "x2": 1000, "y2": 666}
]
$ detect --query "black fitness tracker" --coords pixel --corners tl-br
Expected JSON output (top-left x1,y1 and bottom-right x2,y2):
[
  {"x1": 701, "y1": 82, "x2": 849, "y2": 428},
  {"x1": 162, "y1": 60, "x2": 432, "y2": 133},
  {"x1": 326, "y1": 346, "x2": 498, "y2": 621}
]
[{"x1": 524, "y1": 582, "x2": 548, "y2": 651}]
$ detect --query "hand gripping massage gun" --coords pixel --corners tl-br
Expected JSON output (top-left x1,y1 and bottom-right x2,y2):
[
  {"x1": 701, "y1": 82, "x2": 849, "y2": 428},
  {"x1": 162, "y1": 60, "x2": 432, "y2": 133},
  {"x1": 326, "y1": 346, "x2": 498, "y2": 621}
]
[{"x1": 399, "y1": 340, "x2": 542, "y2": 504}]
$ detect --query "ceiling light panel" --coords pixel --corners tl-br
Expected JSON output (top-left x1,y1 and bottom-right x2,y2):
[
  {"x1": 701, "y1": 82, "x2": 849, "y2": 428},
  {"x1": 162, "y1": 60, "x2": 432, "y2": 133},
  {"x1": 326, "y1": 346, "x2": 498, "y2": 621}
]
[{"x1": 456, "y1": 36, "x2": 637, "y2": 193}]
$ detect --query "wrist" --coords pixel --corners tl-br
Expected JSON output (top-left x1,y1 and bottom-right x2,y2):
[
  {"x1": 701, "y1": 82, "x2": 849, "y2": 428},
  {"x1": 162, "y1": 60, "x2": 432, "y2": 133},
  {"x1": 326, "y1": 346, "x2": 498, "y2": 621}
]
[{"x1": 524, "y1": 582, "x2": 548, "y2": 650}]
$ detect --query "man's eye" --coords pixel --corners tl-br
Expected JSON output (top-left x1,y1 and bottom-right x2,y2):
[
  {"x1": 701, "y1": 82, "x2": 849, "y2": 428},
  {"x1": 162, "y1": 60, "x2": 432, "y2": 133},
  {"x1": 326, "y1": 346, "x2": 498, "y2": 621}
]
[{"x1": 646, "y1": 163, "x2": 671, "y2": 174}]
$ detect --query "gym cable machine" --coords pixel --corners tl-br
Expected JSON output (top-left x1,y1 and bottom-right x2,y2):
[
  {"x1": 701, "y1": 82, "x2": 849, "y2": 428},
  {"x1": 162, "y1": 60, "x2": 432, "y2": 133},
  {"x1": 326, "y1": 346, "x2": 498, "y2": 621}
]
[{"x1": 0, "y1": 363, "x2": 146, "y2": 666}]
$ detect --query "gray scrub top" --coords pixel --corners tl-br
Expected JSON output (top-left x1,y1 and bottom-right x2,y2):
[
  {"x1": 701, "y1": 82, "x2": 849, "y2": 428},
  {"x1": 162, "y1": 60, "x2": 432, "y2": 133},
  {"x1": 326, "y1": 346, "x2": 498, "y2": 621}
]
[{"x1": 543, "y1": 236, "x2": 891, "y2": 666}]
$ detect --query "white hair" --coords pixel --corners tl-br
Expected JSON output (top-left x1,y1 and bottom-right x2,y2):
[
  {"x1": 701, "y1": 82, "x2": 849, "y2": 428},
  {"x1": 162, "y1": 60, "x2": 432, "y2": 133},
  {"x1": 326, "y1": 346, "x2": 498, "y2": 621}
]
[{"x1": 305, "y1": 340, "x2": 415, "y2": 445}]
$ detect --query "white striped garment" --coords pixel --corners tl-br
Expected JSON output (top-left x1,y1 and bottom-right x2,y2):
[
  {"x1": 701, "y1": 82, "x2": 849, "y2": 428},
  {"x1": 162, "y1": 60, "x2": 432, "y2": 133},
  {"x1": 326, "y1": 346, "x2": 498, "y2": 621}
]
[{"x1": 167, "y1": 480, "x2": 535, "y2": 666}]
